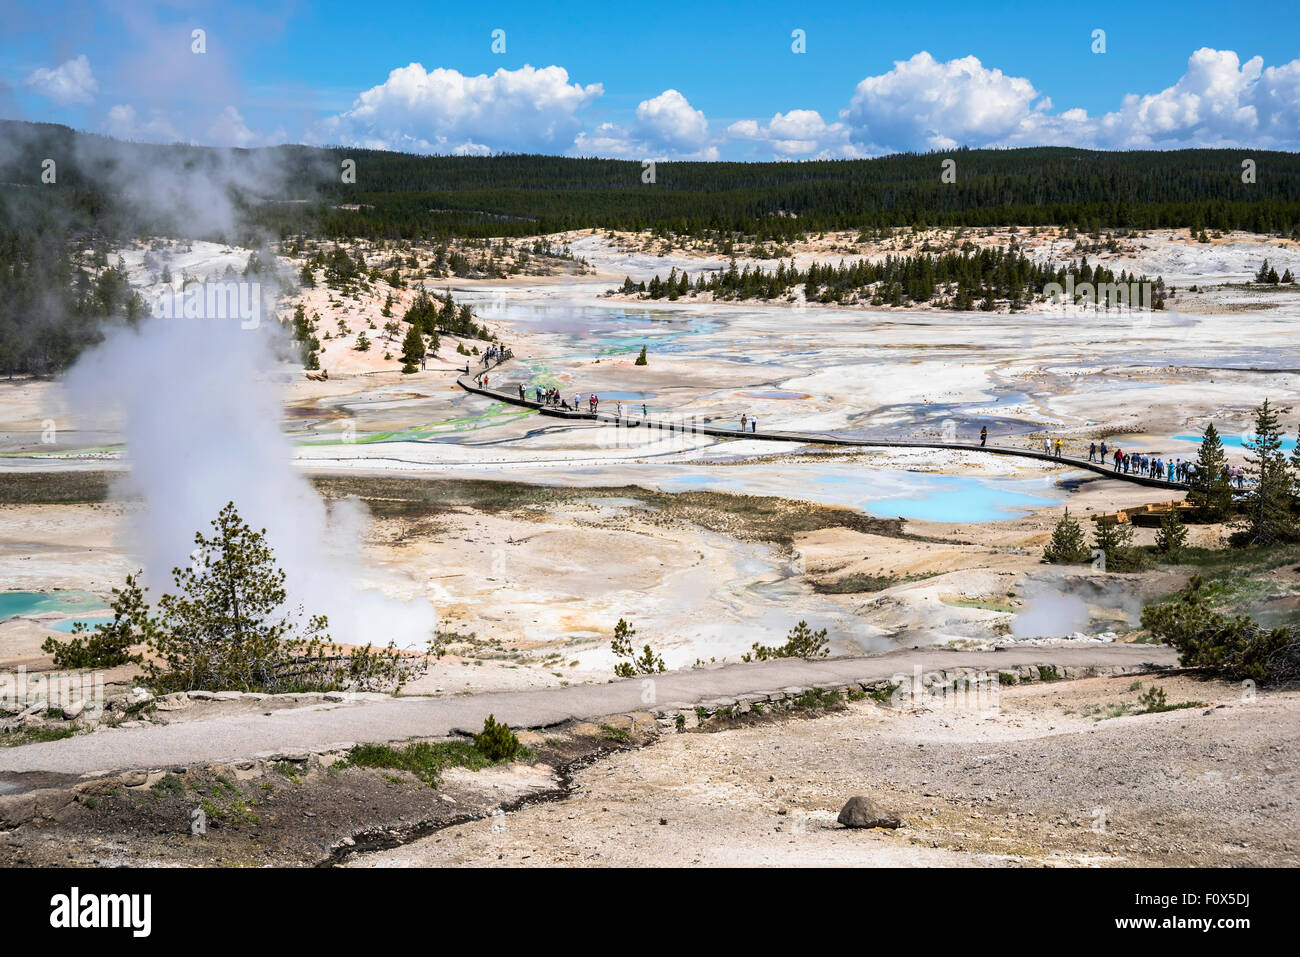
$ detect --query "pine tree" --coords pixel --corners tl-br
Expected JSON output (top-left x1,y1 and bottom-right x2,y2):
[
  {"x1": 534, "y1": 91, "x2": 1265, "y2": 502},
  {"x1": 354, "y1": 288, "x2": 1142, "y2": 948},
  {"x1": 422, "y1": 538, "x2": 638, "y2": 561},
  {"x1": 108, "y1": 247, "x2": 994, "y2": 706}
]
[
  {"x1": 400, "y1": 324, "x2": 425, "y2": 372},
  {"x1": 634, "y1": 344, "x2": 647, "y2": 366},
  {"x1": 1093, "y1": 519, "x2": 1147, "y2": 571},
  {"x1": 1239, "y1": 398, "x2": 1295, "y2": 545},
  {"x1": 1154, "y1": 508, "x2": 1189, "y2": 559},
  {"x1": 1043, "y1": 508, "x2": 1091, "y2": 563},
  {"x1": 1189, "y1": 422, "x2": 1233, "y2": 520},
  {"x1": 144, "y1": 503, "x2": 333, "y2": 692}
]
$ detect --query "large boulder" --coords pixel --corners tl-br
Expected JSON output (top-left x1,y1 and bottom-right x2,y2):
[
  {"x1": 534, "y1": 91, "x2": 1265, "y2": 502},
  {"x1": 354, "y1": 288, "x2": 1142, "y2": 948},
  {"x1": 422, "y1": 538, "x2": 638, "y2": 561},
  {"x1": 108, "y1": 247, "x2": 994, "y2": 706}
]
[{"x1": 837, "y1": 795, "x2": 903, "y2": 829}]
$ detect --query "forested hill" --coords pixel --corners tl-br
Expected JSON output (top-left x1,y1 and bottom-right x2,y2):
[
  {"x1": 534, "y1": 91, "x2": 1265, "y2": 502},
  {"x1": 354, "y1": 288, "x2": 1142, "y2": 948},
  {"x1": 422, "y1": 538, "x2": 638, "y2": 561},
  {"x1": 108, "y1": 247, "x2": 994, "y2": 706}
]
[{"x1": 3, "y1": 119, "x2": 1300, "y2": 242}]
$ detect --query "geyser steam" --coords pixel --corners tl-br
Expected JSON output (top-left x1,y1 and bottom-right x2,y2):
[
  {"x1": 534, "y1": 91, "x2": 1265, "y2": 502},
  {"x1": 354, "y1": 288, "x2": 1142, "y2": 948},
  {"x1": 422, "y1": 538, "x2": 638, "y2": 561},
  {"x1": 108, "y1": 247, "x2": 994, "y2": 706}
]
[{"x1": 67, "y1": 309, "x2": 437, "y2": 650}]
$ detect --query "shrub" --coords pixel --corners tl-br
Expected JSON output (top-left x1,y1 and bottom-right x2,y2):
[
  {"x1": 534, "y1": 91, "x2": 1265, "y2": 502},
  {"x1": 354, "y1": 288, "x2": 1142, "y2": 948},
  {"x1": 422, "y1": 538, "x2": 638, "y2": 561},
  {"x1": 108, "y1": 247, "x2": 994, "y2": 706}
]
[
  {"x1": 1137, "y1": 686, "x2": 1167, "y2": 712},
  {"x1": 744, "y1": 620, "x2": 829, "y2": 661},
  {"x1": 611, "y1": 618, "x2": 665, "y2": 677},
  {"x1": 473, "y1": 714, "x2": 521, "y2": 762},
  {"x1": 41, "y1": 573, "x2": 149, "y2": 669}
]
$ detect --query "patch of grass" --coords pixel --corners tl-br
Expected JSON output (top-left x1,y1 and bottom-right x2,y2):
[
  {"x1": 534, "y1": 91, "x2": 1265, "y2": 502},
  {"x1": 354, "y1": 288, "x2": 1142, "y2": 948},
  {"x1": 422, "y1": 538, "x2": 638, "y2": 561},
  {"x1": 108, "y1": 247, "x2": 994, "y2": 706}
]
[
  {"x1": 868, "y1": 682, "x2": 900, "y2": 704},
  {"x1": 674, "y1": 714, "x2": 686, "y2": 731},
  {"x1": 151, "y1": 773, "x2": 185, "y2": 799},
  {"x1": 0, "y1": 724, "x2": 78, "y2": 747},
  {"x1": 940, "y1": 596, "x2": 1018, "y2": 613},
  {"x1": 813, "y1": 572, "x2": 936, "y2": 594},
  {"x1": 272, "y1": 761, "x2": 304, "y2": 785},
  {"x1": 600, "y1": 724, "x2": 630, "y2": 742},
  {"x1": 124, "y1": 698, "x2": 157, "y2": 717},
  {"x1": 1037, "y1": 665, "x2": 1062, "y2": 682},
  {"x1": 339, "y1": 736, "x2": 535, "y2": 788},
  {"x1": 1144, "y1": 543, "x2": 1300, "y2": 626},
  {"x1": 200, "y1": 794, "x2": 260, "y2": 826},
  {"x1": 1081, "y1": 701, "x2": 1136, "y2": 721},
  {"x1": 997, "y1": 672, "x2": 1019, "y2": 686},
  {"x1": 791, "y1": 688, "x2": 843, "y2": 711},
  {"x1": 0, "y1": 470, "x2": 113, "y2": 505},
  {"x1": 1136, "y1": 686, "x2": 1203, "y2": 715}
]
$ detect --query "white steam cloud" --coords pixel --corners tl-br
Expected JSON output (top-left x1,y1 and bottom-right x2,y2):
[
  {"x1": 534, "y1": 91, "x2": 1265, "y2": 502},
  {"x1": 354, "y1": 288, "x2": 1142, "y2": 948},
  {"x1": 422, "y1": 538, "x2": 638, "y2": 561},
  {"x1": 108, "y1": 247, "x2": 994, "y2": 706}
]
[{"x1": 66, "y1": 312, "x2": 437, "y2": 650}]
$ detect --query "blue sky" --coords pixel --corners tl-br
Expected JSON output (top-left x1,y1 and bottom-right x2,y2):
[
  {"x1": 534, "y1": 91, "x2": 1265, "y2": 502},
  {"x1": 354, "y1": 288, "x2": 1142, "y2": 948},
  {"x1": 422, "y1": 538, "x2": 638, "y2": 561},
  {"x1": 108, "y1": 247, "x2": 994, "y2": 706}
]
[{"x1": 4, "y1": 0, "x2": 1299, "y2": 158}]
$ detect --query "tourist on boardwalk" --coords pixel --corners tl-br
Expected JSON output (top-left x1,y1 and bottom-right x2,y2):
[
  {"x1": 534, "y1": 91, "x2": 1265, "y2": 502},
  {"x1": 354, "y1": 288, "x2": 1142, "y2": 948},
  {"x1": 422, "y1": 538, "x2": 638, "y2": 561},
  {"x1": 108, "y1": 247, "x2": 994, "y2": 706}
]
[
  {"x1": 740, "y1": 413, "x2": 748, "y2": 432},
  {"x1": 1088, "y1": 442, "x2": 1096, "y2": 462},
  {"x1": 1054, "y1": 438, "x2": 1063, "y2": 458},
  {"x1": 519, "y1": 384, "x2": 526, "y2": 400},
  {"x1": 1043, "y1": 437, "x2": 1051, "y2": 455},
  {"x1": 616, "y1": 401, "x2": 624, "y2": 418},
  {"x1": 980, "y1": 426, "x2": 988, "y2": 447},
  {"x1": 642, "y1": 402, "x2": 648, "y2": 418},
  {"x1": 750, "y1": 416, "x2": 757, "y2": 433}
]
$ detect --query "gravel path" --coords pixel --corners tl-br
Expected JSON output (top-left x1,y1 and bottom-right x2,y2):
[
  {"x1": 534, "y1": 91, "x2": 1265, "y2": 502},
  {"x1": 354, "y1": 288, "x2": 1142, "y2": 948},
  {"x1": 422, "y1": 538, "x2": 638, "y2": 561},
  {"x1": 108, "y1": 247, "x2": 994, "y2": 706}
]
[{"x1": 0, "y1": 644, "x2": 1174, "y2": 777}]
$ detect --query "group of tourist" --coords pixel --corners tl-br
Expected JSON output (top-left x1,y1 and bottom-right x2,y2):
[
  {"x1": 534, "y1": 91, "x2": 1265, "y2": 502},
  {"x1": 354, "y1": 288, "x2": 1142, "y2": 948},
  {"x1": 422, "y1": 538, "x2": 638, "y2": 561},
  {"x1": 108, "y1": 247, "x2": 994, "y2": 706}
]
[
  {"x1": 1087, "y1": 441, "x2": 1196, "y2": 483},
  {"x1": 482, "y1": 344, "x2": 512, "y2": 367},
  {"x1": 523, "y1": 385, "x2": 570, "y2": 408},
  {"x1": 738, "y1": 412, "x2": 759, "y2": 434}
]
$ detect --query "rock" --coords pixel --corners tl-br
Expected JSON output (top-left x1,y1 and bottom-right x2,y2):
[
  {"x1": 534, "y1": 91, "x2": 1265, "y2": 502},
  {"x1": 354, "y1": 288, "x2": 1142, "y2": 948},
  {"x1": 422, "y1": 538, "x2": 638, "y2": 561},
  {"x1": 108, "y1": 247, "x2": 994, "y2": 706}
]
[
  {"x1": 154, "y1": 693, "x2": 191, "y2": 712},
  {"x1": 59, "y1": 701, "x2": 85, "y2": 720},
  {"x1": 73, "y1": 777, "x2": 123, "y2": 796},
  {"x1": 117, "y1": 770, "x2": 149, "y2": 788},
  {"x1": 187, "y1": 691, "x2": 216, "y2": 700},
  {"x1": 213, "y1": 691, "x2": 242, "y2": 701},
  {"x1": 837, "y1": 796, "x2": 903, "y2": 830}
]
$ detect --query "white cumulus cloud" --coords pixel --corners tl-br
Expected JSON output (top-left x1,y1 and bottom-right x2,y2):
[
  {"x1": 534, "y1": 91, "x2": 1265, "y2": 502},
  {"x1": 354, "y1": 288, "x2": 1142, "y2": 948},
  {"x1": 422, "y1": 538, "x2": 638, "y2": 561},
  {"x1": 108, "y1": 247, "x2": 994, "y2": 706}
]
[
  {"x1": 23, "y1": 54, "x2": 98, "y2": 107},
  {"x1": 315, "y1": 63, "x2": 603, "y2": 154},
  {"x1": 834, "y1": 48, "x2": 1300, "y2": 154},
  {"x1": 727, "y1": 109, "x2": 856, "y2": 158},
  {"x1": 572, "y1": 89, "x2": 718, "y2": 160},
  {"x1": 844, "y1": 51, "x2": 1038, "y2": 153}
]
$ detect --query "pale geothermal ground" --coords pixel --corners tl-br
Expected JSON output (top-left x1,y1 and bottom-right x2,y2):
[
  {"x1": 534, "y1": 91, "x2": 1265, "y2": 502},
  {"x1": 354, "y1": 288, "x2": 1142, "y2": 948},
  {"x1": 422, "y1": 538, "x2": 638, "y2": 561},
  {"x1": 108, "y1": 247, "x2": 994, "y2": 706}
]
[{"x1": 1, "y1": 228, "x2": 1298, "y2": 694}]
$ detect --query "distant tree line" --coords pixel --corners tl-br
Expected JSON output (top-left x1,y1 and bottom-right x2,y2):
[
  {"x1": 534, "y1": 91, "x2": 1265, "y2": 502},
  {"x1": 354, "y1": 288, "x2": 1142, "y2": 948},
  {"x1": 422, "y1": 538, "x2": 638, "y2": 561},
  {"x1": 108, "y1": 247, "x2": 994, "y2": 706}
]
[{"x1": 621, "y1": 248, "x2": 1165, "y2": 310}]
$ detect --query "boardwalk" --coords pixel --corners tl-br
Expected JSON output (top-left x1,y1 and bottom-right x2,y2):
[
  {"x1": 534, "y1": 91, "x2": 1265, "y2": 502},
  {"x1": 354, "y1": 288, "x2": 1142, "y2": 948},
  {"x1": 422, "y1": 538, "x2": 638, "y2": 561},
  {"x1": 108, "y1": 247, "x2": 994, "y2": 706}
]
[{"x1": 458, "y1": 356, "x2": 1191, "y2": 492}]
